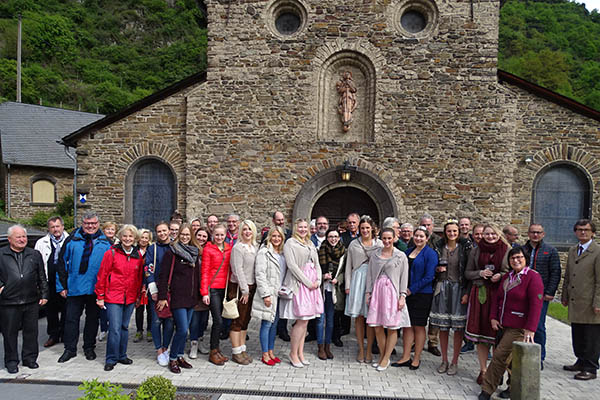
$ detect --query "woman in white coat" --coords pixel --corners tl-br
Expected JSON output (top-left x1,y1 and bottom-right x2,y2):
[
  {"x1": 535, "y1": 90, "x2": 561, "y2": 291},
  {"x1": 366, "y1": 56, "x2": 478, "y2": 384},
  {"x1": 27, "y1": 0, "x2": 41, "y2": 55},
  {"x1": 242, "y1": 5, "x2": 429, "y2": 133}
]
[{"x1": 252, "y1": 226, "x2": 286, "y2": 366}]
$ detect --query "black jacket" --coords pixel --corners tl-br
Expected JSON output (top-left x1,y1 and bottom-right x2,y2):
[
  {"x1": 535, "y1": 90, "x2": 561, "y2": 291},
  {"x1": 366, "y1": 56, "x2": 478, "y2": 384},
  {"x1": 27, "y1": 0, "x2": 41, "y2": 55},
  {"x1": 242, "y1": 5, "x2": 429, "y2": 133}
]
[
  {"x1": 522, "y1": 240, "x2": 562, "y2": 297},
  {"x1": 0, "y1": 246, "x2": 48, "y2": 305}
]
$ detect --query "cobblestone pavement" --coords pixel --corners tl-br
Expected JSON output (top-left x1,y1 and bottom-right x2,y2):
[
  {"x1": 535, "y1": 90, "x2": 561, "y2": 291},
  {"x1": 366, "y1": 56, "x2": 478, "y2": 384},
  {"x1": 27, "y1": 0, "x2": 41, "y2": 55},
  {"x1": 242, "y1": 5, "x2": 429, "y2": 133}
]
[{"x1": 0, "y1": 316, "x2": 595, "y2": 399}]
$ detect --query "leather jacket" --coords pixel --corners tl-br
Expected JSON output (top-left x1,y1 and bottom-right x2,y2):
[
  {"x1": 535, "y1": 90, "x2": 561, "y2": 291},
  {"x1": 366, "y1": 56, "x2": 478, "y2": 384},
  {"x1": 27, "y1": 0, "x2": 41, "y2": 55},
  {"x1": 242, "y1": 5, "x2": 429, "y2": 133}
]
[{"x1": 0, "y1": 246, "x2": 49, "y2": 305}]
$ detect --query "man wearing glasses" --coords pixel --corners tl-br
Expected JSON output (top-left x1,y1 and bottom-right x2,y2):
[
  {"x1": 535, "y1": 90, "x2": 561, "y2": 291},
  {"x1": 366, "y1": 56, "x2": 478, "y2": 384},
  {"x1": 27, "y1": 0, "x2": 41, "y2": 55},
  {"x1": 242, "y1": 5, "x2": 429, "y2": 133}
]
[
  {"x1": 56, "y1": 212, "x2": 111, "y2": 364},
  {"x1": 562, "y1": 219, "x2": 600, "y2": 381},
  {"x1": 522, "y1": 223, "x2": 561, "y2": 368}
]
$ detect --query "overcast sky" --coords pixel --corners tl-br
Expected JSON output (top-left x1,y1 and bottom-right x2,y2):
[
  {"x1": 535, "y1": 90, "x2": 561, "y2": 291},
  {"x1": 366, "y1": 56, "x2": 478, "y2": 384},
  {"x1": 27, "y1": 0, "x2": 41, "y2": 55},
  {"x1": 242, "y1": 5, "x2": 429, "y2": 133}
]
[{"x1": 578, "y1": 0, "x2": 600, "y2": 12}]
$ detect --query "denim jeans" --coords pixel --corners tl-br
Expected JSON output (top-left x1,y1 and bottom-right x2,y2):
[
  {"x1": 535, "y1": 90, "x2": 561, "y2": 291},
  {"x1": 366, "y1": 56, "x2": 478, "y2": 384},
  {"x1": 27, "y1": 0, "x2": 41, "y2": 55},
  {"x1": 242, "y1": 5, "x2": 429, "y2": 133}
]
[
  {"x1": 189, "y1": 310, "x2": 209, "y2": 341},
  {"x1": 534, "y1": 300, "x2": 549, "y2": 361},
  {"x1": 105, "y1": 302, "x2": 135, "y2": 364},
  {"x1": 63, "y1": 294, "x2": 99, "y2": 353},
  {"x1": 259, "y1": 312, "x2": 280, "y2": 353},
  {"x1": 149, "y1": 298, "x2": 174, "y2": 350},
  {"x1": 316, "y1": 290, "x2": 334, "y2": 345},
  {"x1": 209, "y1": 288, "x2": 225, "y2": 350},
  {"x1": 170, "y1": 307, "x2": 193, "y2": 360}
]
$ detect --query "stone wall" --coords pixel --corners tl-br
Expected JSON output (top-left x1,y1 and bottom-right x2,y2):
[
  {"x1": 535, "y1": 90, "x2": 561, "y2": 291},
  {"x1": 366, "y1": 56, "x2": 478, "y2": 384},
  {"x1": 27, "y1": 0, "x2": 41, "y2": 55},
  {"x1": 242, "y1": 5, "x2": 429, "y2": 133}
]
[{"x1": 8, "y1": 166, "x2": 73, "y2": 220}]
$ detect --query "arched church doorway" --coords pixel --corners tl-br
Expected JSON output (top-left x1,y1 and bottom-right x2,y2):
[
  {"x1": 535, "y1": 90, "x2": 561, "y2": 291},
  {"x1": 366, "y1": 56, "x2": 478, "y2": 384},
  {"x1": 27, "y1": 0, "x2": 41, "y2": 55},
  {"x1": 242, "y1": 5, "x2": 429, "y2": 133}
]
[
  {"x1": 311, "y1": 187, "x2": 379, "y2": 227},
  {"x1": 126, "y1": 158, "x2": 176, "y2": 229},
  {"x1": 293, "y1": 164, "x2": 398, "y2": 227}
]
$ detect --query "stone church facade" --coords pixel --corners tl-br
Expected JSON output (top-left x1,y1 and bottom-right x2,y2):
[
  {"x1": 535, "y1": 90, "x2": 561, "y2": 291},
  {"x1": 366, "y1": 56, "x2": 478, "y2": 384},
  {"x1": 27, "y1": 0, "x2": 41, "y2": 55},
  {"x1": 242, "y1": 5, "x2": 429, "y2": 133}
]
[{"x1": 63, "y1": 0, "x2": 599, "y2": 248}]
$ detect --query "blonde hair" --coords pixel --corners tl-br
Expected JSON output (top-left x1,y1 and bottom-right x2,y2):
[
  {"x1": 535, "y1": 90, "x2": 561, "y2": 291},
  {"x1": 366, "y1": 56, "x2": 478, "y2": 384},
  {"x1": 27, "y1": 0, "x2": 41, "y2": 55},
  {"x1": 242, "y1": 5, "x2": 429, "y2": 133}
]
[
  {"x1": 102, "y1": 221, "x2": 118, "y2": 231},
  {"x1": 266, "y1": 225, "x2": 285, "y2": 253},
  {"x1": 240, "y1": 219, "x2": 257, "y2": 247},
  {"x1": 117, "y1": 224, "x2": 138, "y2": 241},
  {"x1": 292, "y1": 218, "x2": 310, "y2": 244},
  {"x1": 483, "y1": 224, "x2": 510, "y2": 246},
  {"x1": 138, "y1": 228, "x2": 153, "y2": 245}
]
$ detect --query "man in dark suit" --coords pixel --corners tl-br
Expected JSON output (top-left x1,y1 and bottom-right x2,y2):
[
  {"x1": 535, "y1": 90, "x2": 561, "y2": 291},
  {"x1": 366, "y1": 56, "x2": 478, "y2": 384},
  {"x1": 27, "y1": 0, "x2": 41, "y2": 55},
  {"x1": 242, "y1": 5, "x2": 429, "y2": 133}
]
[
  {"x1": 562, "y1": 219, "x2": 600, "y2": 380},
  {"x1": 340, "y1": 213, "x2": 360, "y2": 247}
]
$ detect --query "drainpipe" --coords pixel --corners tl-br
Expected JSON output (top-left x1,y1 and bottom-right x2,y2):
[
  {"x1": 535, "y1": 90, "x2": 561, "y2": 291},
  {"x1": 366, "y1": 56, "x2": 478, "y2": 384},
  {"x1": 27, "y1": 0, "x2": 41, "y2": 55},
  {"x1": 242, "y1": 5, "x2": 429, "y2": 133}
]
[
  {"x1": 63, "y1": 145, "x2": 77, "y2": 224},
  {"x1": 6, "y1": 163, "x2": 10, "y2": 218}
]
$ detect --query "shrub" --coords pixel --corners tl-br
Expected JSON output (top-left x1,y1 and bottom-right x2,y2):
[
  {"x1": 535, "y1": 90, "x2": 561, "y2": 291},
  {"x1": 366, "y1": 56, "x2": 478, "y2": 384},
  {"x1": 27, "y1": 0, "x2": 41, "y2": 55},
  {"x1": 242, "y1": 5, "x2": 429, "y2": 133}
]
[
  {"x1": 136, "y1": 376, "x2": 176, "y2": 400},
  {"x1": 78, "y1": 379, "x2": 130, "y2": 400}
]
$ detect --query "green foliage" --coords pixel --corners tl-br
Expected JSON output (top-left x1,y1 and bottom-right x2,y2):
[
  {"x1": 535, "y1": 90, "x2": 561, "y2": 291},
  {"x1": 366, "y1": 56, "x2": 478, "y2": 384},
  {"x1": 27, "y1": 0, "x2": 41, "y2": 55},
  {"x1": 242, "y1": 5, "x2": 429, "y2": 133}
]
[
  {"x1": 500, "y1": 0, "x2": 600, "y2": 111},
  {"x1": 0, "y1": 0, "x2": 207, "y2": 113},
  {"x1": 26, "y1": 195, "x2": 74, "y2": 230},
  {"x1": 136, "y1": 376, "x2": 177, "y2": 400},
  {"x1": 78, "y1": 379, "x2": 130, "y2": 400}
]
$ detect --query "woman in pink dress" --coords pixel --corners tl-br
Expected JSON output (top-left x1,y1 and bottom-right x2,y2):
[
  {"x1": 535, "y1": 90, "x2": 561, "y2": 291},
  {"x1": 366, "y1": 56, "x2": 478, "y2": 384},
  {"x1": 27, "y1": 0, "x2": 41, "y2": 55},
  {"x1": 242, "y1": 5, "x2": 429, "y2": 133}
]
[{"x1": 366, "y1": 228, "x2": 410, "y2": 371}]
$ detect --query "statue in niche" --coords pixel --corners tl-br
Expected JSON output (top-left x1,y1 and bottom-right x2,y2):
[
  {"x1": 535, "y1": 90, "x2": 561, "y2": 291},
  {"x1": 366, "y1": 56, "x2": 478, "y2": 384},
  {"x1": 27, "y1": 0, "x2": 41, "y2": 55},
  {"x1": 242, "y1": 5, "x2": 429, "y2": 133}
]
[{"x1": 336, "y1": 71, "x2": 357, "y2": 132}]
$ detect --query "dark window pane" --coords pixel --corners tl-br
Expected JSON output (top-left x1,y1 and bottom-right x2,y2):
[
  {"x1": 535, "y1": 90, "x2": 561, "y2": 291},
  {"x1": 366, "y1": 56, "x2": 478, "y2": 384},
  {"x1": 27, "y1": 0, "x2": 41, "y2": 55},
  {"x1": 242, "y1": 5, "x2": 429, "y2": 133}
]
[
  {"x1": 132, "y1": 161, "x2": 175, "y2": 230},
  {"x1": 276, "y1": 12, "x2": 301, "y2": 35},
  {"x1": 401, "y1": 10, "x2": 427, "y2": 33},
  {"x1": 533, "y1": 165, "x2": 590, "y2": 246}
]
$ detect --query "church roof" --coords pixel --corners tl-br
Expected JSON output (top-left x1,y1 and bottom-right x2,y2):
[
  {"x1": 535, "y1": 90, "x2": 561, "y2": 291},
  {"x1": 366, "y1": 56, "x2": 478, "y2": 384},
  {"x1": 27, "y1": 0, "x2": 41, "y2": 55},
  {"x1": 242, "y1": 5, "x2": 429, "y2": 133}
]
[
  {"x1": 60, "y1": 69, "x2": 599, "y2": 146},
  {"x1": 61, "y1": 71, "x2": 207, "y2": 147},
  {"x1": 0, "y1": 102, "x2": 104, "y2": 169}
]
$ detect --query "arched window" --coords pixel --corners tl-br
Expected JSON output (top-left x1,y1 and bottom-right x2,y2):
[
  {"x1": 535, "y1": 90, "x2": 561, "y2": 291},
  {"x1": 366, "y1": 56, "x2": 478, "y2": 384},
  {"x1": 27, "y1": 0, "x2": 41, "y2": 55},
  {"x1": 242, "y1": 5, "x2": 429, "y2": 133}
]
[
  {"x1": 128, "y1": 159, "x2": 176, "y2": 230},
  {"x1": 31, "y1": 177, "x2": 56, "y2": 204},
  {"x1": 532, "y1": 163, "x2": 592, "y2": 247}
]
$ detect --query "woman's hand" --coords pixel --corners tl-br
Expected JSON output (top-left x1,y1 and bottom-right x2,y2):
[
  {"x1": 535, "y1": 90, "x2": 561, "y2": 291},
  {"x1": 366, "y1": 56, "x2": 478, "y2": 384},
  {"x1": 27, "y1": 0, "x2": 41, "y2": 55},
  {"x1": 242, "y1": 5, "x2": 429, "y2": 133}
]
[
  {"x1": 461, "y1": 294, "x2": 468, "y2": 305},
  {"x1": 324, "y1": 273, "x2": 332, "y2": 281},
  {"x1": 480, "y1": 269, "x2": 493, "y2": 279},
  {"x1": 436, "y1": 266, "x2": 447, "y2": 273},
  {"x1": 152, "y1": 293, "x2": 158, "y2": 302},
  {"x1": 398, "y1": 296, "x2": 406, "y2": 310},
  {"x1": 96, "y1": 299, "x2": 105, "y2": 309},
  {"x1": 331, "y1": 278, "x2": 338, "y2": 285},
  {"x1": 263, "y1": 296, "x2": 272, "y2": 307},
  {"x1": 240, "y1": 293, "x2": 249, "y2": 304},
  {"x1": 523, "y1": 329, "x2": 534, "y2": 343},
  {"x1": 345, "y1": 289, "x2": 350, "y2": 295},
  {"x1": 312, "y1": 281, "x2": 320, "y2": 289},
  {"x1": 406, "y1": 288, "x2": 411, "y2": 296},
  {"x1": 491, "y1": 319, "x2": 501, "y2": 331},
  {"x1": 202, "y1": 295, "x2": 210, "y2": 306},
  {"x1": 156, "y1": 299, "x2": 168, "y2": 311},
  {"x1": 491, "y1": 273, "x2": 501, "y2": 283}
]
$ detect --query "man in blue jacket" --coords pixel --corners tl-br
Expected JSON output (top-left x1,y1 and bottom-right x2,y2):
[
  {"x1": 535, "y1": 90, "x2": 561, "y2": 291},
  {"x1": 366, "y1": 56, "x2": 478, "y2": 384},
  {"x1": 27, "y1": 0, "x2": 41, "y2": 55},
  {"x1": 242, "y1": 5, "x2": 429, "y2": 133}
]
[
  {"x1": 56, "y1": 211, "x2": 111, "y2": 363},
  {"x1": 522, "y1": 223, "x2": 561, "y2": 367}
]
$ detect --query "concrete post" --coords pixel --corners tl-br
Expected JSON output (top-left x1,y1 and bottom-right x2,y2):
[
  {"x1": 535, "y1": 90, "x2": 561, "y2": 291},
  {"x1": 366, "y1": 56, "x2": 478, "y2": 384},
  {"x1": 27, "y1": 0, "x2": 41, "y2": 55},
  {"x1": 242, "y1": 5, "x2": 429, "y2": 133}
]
[{"x1": 511, "y1": 341, "x2": 541, "y2": 400}]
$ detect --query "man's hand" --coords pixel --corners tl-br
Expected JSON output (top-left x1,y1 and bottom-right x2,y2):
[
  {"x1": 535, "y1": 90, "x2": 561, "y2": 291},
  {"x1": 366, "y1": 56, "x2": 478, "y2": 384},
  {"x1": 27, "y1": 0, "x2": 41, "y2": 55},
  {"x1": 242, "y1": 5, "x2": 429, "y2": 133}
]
[
  {"x1": 39, "y1": 298, "x2": 48, "y2": 306},
  {"x1": 0, "y1": 286, "x2": 3, "y2": 294},
  {"x1": 60, "y1": 290, "x2": 67, "y2": 298},
  {"x1": 543, "y1": 295, "x2": 554, "y2": 301}
]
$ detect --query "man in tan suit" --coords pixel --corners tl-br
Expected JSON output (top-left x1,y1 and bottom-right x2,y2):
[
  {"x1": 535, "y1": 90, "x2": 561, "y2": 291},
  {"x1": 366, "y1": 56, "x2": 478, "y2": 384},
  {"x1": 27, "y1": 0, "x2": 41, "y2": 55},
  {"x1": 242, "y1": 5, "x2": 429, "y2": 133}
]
[{"x1": 562, "y1": 219, "x2": 600, "y2": 380}]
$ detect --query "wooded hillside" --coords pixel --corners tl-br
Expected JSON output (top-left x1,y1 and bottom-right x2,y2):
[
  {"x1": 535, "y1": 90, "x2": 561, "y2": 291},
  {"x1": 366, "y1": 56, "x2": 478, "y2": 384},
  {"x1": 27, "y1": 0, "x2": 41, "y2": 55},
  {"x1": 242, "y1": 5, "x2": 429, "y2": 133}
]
[{"x1": 0, "y1": 0, "x2": 598, "y2": 114}]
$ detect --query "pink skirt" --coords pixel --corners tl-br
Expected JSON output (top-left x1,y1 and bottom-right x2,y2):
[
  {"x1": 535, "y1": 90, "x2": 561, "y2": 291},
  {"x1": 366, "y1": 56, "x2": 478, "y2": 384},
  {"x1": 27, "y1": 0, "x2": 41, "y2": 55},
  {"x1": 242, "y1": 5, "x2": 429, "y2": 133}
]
[{"x1": 367, "y1": 275, "x2": 411, "y2": 329}]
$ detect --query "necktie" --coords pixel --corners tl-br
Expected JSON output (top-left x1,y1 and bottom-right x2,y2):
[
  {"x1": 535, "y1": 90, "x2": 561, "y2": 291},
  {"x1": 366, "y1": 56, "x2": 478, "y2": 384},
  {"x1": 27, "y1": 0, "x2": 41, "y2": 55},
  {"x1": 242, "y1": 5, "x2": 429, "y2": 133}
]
[{"x1": 578, "y1": 245, "x2": 584, "y2": 256}]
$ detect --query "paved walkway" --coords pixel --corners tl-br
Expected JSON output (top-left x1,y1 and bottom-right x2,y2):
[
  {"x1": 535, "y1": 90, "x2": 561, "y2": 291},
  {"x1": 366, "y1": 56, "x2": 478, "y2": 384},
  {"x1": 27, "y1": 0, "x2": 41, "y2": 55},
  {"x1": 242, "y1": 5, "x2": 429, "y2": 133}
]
[{"x1": 0, "y1": 316, "x2": 595, "y2": 399}]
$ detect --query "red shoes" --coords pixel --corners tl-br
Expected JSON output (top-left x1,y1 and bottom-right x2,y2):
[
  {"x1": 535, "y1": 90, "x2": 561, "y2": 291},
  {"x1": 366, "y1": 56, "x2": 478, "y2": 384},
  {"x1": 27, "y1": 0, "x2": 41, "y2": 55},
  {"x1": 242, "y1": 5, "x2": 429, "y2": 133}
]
[
  {"x1": 272, "y1": 356, "x2": 281, "y2": 363},
  {"x1": 261, "y1": 356, "x2": 276, "y2": 366}
]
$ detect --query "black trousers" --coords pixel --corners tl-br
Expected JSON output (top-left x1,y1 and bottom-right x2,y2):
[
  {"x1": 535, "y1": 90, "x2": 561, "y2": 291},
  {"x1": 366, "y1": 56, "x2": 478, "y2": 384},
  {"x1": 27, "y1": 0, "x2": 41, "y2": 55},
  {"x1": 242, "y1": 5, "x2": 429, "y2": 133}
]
[
  {"x1": 208, "y1": 288, "x2": 225, "y2": 350},
  {"x1": 0, "y1": 302, "x2": 39, "y2": 368},
  {"x1": 277, "y1": 317, "x2": 289, "y2": 335},
  {"x1": 46, "y1": 291, "x2": 66, "y2": 341},
  {"x1": 63, "y1": 294, "x2": 99, "y2": 353},
  {"x1": 571, "y1": 323, "x2": 600, "y2": 373},
  {"x1": 135, "y1": 303, "x2": 152, "y2": 332}
]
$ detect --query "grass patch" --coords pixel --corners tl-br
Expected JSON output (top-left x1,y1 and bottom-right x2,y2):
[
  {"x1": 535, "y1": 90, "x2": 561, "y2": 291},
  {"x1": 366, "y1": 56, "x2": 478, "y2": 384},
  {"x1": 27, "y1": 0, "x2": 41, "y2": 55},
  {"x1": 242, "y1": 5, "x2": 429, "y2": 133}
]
[{"x1": 548, "y1": 302, "x2": 569, "y2": 325}]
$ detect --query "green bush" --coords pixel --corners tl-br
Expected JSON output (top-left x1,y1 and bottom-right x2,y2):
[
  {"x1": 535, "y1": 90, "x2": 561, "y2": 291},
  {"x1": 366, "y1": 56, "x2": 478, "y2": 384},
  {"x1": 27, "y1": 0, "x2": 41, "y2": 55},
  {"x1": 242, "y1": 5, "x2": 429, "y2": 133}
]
[
  {"x1": 136, "y1": 376, "x2": 176, "y2": 400},
  {"x1": 78, "y1": 379, "x2": 130, "y2": 400},
  {"x1": 29, "y1": 210, "x2": 54, "y2": 227}
]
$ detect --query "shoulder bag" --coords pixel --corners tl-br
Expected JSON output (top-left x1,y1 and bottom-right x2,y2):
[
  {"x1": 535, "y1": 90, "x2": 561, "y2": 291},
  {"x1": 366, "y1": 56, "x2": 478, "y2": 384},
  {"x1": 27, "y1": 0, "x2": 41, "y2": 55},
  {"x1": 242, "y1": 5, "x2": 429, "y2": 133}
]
[
  {"x1": 155, "y1": 252, "x2": 174, "y2": 319},
  {"x1": 222, "y1": 265, "x2": 240, "y2": 319}
]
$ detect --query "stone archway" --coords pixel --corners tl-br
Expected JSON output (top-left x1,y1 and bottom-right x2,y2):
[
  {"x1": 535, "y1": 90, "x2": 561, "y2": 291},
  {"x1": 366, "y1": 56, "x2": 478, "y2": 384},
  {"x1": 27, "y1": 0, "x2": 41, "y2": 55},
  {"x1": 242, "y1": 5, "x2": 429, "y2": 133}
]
[{"x1": 293, "y1": 165, "x2": 397, "y2": 225}]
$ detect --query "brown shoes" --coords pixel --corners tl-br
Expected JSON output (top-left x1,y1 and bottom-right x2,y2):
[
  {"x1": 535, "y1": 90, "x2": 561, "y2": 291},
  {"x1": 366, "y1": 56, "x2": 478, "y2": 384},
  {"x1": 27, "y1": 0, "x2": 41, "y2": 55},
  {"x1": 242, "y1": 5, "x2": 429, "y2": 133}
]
[
  {"x1": 574, "y1": 371, "x2": 597, "y2": 380},
  {"x1": 43, "y1": 338, "x2": 58, "y2": 348},
  {"x1": 241, "y1": 351, "x2": 253, "y2": 363},
  {"x1": 324, "y1": 344, "x2": 334, "y2": 359},
  {"x1": 177, "y1": 357, "x2": 192, "y2": 369},
  {"x1": 168, "y1": 360, "x2": 181, "y2": 373},
  {"x1": 563, "y1": 363, "x2": 583, "y2": 372},
  {"x1": 232, "y1": 353, "x2": 250, "y2": 365},
  {"x1": 209, "y1": 349, "x2": 225, "y2": 365},
  {"x1": 217, "y1": 350, "x2": 229, "y2": 362},
  {"x1": 318, "y1": 344, "x2": 327, "y2": 360}
]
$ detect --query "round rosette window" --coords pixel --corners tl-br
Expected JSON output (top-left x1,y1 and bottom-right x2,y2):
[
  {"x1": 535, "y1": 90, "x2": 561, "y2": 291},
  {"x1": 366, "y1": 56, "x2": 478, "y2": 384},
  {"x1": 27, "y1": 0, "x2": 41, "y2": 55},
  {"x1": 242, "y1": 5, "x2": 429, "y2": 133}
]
[
  {"x1": 393, "y1": 0, "x2": 438, "y2": 38},
  {"x1": 266, "y1": 0, "x2": 308, "y2": 38}
]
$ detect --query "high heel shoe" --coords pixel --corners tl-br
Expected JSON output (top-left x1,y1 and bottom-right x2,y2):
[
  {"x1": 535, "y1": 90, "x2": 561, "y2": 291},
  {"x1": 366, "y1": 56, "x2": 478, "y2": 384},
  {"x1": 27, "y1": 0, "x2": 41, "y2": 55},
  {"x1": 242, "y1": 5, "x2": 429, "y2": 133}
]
[
  {"x1": 377, "y1": 360, "x2": 391, "y2": 372},
  {"x1": 288, "y1": 355, "x2": 304, "y2": 368},
  {"x1": 300, "y1": 358, "x2": 310, "y2": 366}
]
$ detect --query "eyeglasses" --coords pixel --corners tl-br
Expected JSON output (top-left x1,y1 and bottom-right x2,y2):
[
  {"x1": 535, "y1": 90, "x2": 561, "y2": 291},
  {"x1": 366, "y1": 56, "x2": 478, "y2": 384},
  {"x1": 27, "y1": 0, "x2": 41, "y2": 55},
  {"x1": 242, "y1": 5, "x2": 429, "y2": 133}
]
[
  {"x1": 528, "y1": 231, "x2": 543, "y2": 235},
  {"x1": 83, "y1": 221, "x2": 99, "y2": 226},
  {"x1": 327, "y1": 235, "x2": 339, "y2": 239},
  {"x1": 510, "y1": 255, "x2": 525, "y2": 261},
  {"x1": 575, "y1": 228, "x2": 592, "y2": 232}
]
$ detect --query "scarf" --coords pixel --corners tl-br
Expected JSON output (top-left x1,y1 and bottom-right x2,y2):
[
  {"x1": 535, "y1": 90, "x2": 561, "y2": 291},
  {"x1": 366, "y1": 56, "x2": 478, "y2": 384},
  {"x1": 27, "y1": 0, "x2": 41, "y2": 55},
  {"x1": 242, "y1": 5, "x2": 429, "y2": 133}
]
[
  {"x1": 170, "y1": 241, "x2": 199, "y2": 266},
  {"x1": 319, "y1": 240, "x2": 346, "y2": 274},
  {"x1": 477, "y1": 239, "x2": 508, "y2": 274},
  {"x1": 50, "y1": 232, "x2": 66, "y2": 264},
  {"x1": 226, "y1": 231, "x2": 238, "y2": 244},
  {"x1": 79, "y1": 229, "x2": 102, "y2": 275}
]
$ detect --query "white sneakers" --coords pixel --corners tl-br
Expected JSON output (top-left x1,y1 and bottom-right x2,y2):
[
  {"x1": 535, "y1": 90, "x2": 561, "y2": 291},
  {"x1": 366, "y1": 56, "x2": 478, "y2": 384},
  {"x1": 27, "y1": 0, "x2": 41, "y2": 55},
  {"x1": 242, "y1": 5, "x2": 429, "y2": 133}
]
[
  {"x1": 157, "y1": 350, "x2": 169, "y2": 367},
  {"x1": 198, "y1": 337, "x2": 210, "y2": 355},
  {"x1": 189, "y1": 341, "x2": 198, "y2": 359}
]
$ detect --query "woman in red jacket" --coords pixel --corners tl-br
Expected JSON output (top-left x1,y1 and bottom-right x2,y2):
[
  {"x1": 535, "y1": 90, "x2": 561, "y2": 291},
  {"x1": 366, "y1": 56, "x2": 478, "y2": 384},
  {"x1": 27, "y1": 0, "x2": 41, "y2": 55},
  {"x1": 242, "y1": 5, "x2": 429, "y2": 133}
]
[
  {"x1": 95, "y1": 224, "x2": 144, "y2": 372},
  {"x1": 201, "y1": 224, "x2": 232, "y2": 365}
]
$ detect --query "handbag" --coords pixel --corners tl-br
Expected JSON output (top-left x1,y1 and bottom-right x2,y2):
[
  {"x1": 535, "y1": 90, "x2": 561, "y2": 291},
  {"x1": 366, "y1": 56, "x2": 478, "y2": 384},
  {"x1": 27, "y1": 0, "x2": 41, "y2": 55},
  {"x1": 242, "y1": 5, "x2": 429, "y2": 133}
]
[
  {"x1": 278, "y1": 285, "x2": 293, "y2": 299},
  {"x1": 222, "y1": 267, "x2": 240, "y2": 319},
  {"x1": 155, "y1": 252, "x2": 175, "y2": 319}
]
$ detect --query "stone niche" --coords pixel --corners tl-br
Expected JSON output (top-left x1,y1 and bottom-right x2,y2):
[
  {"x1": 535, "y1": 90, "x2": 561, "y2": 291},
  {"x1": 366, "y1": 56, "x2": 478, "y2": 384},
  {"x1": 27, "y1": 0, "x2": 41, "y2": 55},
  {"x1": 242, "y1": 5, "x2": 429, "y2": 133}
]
[{"x1": 317, "y1": 50, "x2": 376, "y2": 142}]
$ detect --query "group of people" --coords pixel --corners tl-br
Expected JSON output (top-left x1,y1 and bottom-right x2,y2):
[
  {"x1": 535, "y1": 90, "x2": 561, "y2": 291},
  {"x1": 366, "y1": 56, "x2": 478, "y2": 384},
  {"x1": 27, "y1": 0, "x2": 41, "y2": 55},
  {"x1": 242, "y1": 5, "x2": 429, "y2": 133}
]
[{"x1": 0, "y1": 210, "x2": 598, "y2": 398}]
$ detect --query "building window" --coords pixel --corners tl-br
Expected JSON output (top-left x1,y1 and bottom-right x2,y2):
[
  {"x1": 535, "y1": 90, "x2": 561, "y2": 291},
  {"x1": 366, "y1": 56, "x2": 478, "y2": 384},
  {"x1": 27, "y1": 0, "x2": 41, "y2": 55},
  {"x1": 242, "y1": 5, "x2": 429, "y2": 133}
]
[
  {"x1": 532, "y1": 163, "x2": 591, "y2": 247},
  {"x1": 31, "y1": 178, "x2": 56, "y2": 204},
  {"x1": 266, "y1": 0, "x2": 308, "y2": 39},
  {"x1": 392, "y1": 0, "x2": 439, "y2": 39}
]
